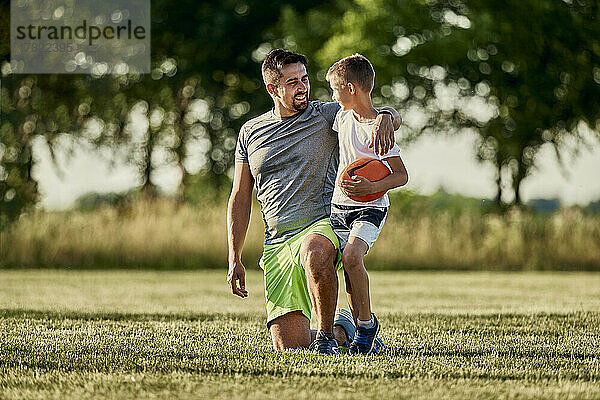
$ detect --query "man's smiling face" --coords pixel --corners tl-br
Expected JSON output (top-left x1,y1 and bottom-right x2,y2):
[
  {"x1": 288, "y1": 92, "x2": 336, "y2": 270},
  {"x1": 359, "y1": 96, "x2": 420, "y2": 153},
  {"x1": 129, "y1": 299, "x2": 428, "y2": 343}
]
[{"x1": 272, "y1": 62, "x2": 310, "y2": 116}]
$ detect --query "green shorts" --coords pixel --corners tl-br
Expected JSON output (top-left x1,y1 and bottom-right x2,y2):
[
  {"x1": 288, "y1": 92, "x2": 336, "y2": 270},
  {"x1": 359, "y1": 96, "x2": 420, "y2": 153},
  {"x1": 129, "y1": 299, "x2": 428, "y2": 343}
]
[{"x1": 259, "y1": 218, "x2": 342, "y2": 326}]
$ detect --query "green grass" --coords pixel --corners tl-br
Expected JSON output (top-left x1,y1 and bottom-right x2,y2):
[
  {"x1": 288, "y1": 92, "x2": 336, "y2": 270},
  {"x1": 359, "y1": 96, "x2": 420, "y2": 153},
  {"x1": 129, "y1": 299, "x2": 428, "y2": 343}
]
[{"x1": 1, "y1": 270, "x2": 600, "y2": 399}]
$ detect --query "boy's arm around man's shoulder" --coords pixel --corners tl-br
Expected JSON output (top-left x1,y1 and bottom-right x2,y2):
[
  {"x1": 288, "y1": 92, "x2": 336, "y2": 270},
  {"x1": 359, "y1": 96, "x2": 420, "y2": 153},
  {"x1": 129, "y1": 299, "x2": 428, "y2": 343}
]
[
  {"x1": 377, "y1": 106, "x2": 402, "y2": 130},
  {"x1": 370, "y1": 106, "x2": 401, "y2": 155}
]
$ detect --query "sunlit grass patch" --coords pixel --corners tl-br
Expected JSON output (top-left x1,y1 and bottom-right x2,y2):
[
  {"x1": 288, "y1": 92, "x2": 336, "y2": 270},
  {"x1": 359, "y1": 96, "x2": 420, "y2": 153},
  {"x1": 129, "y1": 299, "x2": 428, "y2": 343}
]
[{"x1": 1, "y1": 270, "x2": 599, "y2": 399}]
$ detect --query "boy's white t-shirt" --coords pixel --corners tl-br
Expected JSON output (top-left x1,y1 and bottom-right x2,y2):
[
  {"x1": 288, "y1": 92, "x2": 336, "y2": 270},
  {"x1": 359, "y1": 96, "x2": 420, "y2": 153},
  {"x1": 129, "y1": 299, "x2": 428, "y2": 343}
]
[{"x1": 331, "y1": 109, "x2": 402, "y2": 208}]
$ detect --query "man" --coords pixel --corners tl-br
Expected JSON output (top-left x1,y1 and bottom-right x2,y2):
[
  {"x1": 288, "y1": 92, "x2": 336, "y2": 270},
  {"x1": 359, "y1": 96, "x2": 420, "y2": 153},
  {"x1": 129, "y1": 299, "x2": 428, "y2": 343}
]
[{"x1": 227, "y1": 49, "x2": 400, "y2": 354}]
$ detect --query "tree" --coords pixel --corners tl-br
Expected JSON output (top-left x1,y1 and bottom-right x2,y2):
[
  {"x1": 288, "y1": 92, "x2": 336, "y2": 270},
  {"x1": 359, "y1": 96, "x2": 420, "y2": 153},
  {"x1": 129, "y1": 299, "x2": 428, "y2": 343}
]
[
  {"x1": 108, "y1": 0, "x2": 332, "y2": 201},
  {"x1": 281, "y1": 0, "x2": 600, "y2": 205},
  {"x1": 1, "y1": 0, "x2": 327, "y2": 226},
  {"x1": 463, "y1": 0, "x2": 600, "y2": 205}
]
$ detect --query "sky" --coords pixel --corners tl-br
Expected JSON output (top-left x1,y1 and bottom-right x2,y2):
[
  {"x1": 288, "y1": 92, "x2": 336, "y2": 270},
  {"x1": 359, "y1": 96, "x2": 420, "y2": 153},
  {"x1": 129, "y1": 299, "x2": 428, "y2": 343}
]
[{"x1": 32, "y1": 126, "x2": 600, "y2": 210}]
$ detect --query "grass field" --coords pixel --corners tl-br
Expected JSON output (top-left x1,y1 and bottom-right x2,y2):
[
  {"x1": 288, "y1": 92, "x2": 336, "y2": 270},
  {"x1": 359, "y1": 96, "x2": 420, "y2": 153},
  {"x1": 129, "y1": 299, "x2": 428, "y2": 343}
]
[{"x1": 1, "y1": 270, "x2": 600, "y2": 399}]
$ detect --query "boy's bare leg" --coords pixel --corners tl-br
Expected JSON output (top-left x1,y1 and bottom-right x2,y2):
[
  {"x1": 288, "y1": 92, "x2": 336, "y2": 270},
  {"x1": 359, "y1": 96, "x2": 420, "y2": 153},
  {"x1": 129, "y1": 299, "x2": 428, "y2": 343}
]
[
  {"x1": 341, "y1": 237, "x2": 371, "y2": 321},
  {"x1": 343, "y1": 270, "x2": 358, "y2": 322}
]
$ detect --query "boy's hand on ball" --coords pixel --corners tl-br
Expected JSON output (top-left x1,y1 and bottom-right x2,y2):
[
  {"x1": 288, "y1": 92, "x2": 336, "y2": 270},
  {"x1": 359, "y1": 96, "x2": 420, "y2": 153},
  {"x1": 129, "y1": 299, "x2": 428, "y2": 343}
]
[
  {"x1": 341, "y1": 175, "x2": 376, "y2": 196},
  {"x1": 339, "y1": 157, "x2": 389, "y2": 202}
]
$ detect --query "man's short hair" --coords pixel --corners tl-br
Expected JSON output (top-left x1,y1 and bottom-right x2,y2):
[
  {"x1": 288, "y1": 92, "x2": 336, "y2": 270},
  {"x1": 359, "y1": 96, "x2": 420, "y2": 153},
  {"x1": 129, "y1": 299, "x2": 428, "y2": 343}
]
[
  {"x1": 326, "y1": 53, "x2": 375, "y2": 92},
  {"x1": 261, "y1": 49, "x2": 308, "y2": 87}
]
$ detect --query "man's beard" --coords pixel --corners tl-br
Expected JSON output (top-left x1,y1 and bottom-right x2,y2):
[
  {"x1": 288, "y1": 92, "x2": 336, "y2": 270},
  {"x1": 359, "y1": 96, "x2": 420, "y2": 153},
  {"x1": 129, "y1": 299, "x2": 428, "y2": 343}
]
[{"x1": 292, "y1": 92, "x2": 308, "y2": 111}]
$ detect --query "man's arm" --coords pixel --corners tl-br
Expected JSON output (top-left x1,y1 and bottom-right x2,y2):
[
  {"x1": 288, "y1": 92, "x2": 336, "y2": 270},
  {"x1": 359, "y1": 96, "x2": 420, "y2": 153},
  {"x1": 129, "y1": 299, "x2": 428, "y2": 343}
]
[
  {"x1": 227, "y1": 162, "x2": 254, "y2": 298},
  {"x1": 370, "y1": 107, "x2": 402, "y2": 155}
]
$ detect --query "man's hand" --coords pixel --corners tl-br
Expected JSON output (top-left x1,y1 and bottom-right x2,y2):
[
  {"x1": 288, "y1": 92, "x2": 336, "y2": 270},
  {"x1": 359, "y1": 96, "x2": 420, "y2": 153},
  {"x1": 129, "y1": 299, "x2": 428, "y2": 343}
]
[
  {"x1": 340, "y1": 175, "x2": 377, "y2": 197},
  {"x1": 227, "y1": 162, "x2": 253, "y2": 299},
  {"x1": 227, "y1": 260, "x2": 248, "y2": 298},
  {"x1": 369, "y1": 114, "x2": 395, "y2": 156}
]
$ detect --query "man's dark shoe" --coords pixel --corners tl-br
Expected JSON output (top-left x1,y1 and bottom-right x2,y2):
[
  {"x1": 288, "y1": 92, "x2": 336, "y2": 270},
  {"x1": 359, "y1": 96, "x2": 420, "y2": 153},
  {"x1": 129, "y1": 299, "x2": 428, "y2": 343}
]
[
  {"x1": 309, "y1": 330, "x2": 340, "y2": 355},
  {"x1": 349, "y1": 314, "x2": 381, "y2": 355}
]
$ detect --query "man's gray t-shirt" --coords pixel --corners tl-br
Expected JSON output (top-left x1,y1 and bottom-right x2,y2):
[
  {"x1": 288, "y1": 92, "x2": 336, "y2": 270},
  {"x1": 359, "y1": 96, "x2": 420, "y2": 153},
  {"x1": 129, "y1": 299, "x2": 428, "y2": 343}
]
[{"x1": 235, "y1": 101, "x2": 341, "y2": 244}]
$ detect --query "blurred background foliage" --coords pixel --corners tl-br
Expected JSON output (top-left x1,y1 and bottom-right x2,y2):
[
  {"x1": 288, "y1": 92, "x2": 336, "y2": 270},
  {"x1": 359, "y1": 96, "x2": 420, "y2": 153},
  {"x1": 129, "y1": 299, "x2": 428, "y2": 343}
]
[
  {"x1": 1, "y1": 190, "x2": 599, "y2": 270},
  {"x1": 1, "y1": 0, "x2": 600, "y2": 269},
  {"x1": 280, "y1": 0, "x2": 600, "y2": 204},
  {"x1": 1, "y1": 0, "x2": 324, "y2": 228}
]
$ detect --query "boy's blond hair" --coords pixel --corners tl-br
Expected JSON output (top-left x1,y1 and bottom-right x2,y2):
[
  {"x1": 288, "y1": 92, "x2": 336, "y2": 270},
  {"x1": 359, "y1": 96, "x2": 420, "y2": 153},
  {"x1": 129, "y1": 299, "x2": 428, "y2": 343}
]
[{"x1": 326, "y1": 53, "x2": 375, "y2": 92}]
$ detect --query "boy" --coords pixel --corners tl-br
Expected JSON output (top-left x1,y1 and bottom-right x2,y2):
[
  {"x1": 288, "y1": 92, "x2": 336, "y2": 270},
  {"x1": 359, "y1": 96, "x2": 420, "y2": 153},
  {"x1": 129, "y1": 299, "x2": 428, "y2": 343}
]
[{"x1": 326, "y1": 54, "x2": 409, "y2": 354}]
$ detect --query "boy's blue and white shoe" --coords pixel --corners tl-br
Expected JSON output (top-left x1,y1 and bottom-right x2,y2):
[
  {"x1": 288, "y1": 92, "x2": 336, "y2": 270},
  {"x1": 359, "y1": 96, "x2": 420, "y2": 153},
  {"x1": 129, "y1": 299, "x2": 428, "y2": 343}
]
[
  {"x1": 349, "y1": 313, "x2": 381, "y2": 355},
  {"x1": 334, "y1": 309, "x2": 385, "y2": 353},
  {"x1": 309, "y1": 330, "x2": 340, "y2": 355}
]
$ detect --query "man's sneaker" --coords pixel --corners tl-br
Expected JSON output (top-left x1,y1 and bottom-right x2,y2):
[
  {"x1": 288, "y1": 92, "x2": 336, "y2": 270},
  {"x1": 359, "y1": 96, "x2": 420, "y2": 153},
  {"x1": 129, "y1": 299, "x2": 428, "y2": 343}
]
[
  {"x1": 309, "y1": 330, "x2": 340, "y2": 355},
  {"x1": 333, "y1": 308, "x2": 356, "y2": 348},
  {"x1": 334, "y1": 309, "x2": 385, "y2": 352},
  {"x1": 349, "y1": 313, "x2": 381, "y2": 355}
]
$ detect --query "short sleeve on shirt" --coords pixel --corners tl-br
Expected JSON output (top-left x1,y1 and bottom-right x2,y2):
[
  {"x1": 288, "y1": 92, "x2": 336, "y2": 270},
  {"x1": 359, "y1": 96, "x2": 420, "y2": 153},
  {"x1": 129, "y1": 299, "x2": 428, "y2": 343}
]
[
  {"x1": 332, "y1": 110, "x2": 341, "y2": 133},
  {"x1": 379, "y1": 143, "x2": 402, "y2": 160},
  {"x1": 313, "y1": 101, "x2": 341, "y2": 128},
  {"x1": 235, "y1": 126, "x2": 248, "y2": 163}
]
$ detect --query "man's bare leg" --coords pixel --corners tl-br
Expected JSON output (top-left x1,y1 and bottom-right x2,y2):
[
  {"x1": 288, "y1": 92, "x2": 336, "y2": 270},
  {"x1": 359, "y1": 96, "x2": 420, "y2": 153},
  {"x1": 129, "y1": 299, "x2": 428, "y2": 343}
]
[
  {"x1": 269, "y1": 311, "x2": 346, "y2": 351},
  {"x1": 300, "y1": 234, "x2": 338, "y2": 334},
  {"x1": 313, "y1": 327, "x2": 347, "y2": 345},
  {"x1": 269, "y1": 310, "x2": 311, "y2": 351}
]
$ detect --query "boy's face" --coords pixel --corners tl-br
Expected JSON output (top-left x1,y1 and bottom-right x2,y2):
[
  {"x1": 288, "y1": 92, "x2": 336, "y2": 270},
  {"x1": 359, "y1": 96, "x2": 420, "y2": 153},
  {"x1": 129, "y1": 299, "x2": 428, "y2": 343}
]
[{"x1": 329, "y1": 79, "x2": 353, "y2": 110}]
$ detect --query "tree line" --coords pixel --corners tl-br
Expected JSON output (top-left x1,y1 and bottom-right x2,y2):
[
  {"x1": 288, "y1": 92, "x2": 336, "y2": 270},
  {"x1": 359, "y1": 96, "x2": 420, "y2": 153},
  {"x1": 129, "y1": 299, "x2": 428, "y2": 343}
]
[{"x1": 1, "y1": 0, "x2": 599, "y2": 228}]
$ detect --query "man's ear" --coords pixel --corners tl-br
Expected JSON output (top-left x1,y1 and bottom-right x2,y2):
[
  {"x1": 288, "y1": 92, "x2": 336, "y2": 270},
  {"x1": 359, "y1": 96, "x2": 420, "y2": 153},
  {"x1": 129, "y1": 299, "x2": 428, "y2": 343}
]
[{"x1": 266, "y1": 84, "x2": 279, "y2": 98}]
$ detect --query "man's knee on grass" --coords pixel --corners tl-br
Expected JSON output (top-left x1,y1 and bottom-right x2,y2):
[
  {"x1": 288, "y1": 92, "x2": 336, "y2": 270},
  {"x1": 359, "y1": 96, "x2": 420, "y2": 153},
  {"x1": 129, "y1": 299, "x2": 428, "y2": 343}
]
[
  {"x1": 269, "y1": 310, "x2": 311, "y2": 351},
  {"x1": 300, "y1": 234, "x2": 336, "y2": 279}
]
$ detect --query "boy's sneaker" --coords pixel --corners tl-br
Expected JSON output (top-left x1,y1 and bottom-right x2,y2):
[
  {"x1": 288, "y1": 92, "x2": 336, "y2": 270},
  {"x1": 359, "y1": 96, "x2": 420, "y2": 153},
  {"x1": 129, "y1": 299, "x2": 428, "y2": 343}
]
[
  {"x1": 309, "y1": 330, "x2": 340, "y2": 355},
  {"x1": 349, "y1": 314, "x2": 381, "y2": 355},
  {"x1": 334, "y1": 309, "x2": 385, "y2": 353}
]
